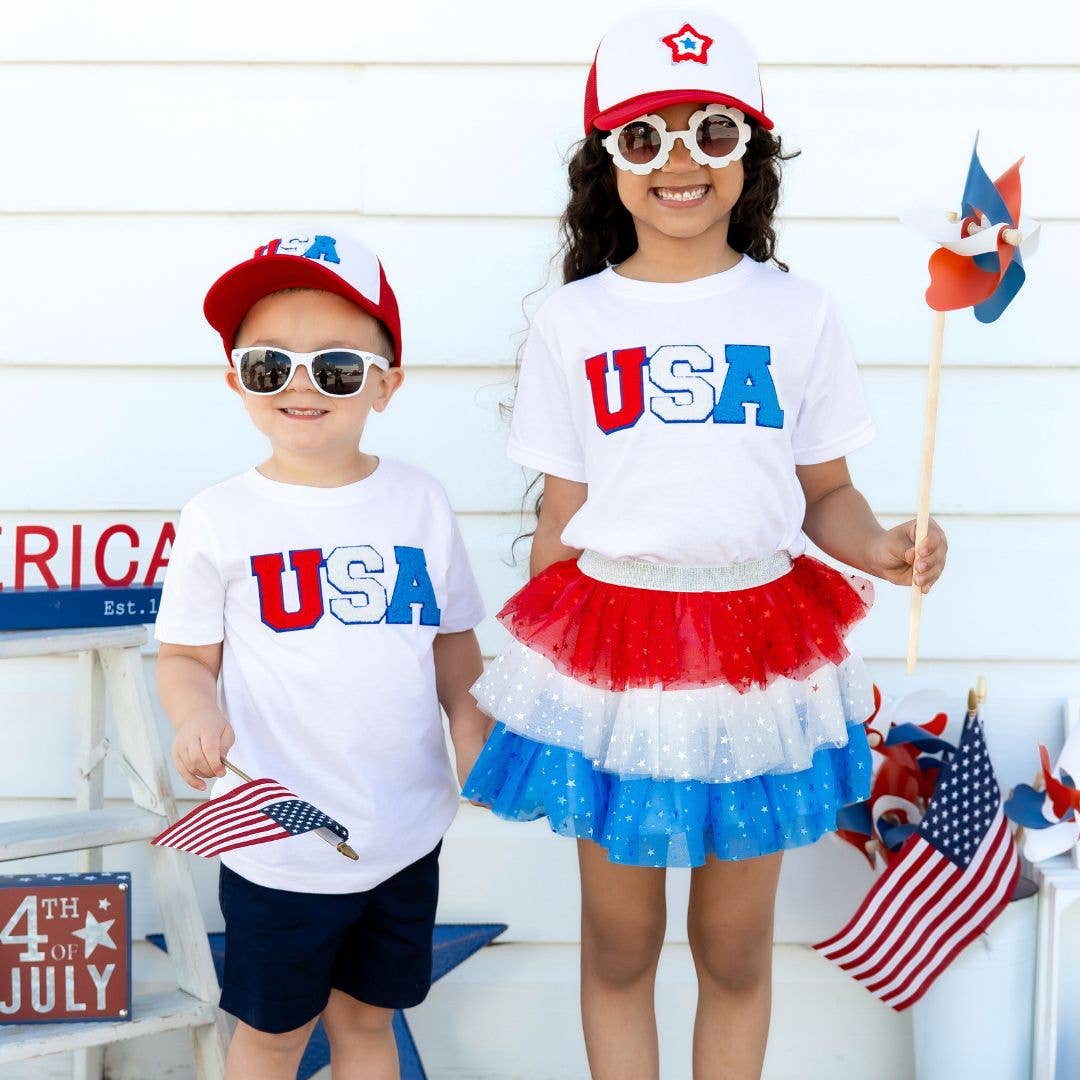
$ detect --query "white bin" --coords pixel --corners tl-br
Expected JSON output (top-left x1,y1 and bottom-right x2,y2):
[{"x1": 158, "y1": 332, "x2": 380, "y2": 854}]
[{"x1": 912, "y1": 889, "x2": 1037, "y2": 1079}]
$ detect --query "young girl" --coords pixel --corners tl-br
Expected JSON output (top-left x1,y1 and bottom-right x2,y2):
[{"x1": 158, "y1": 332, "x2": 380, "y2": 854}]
[{"x1": 463, "y1": 8, "x2": 947, "y2": 1079}]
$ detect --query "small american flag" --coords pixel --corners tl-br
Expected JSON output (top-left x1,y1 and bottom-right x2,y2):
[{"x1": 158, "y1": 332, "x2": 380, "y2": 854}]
[
  {"x1": 813, "y1": 708, "x2": 1019, "y2": 1010},
  {"x1": 152, "y1": 777, "x2": 349, "y2": 858}
]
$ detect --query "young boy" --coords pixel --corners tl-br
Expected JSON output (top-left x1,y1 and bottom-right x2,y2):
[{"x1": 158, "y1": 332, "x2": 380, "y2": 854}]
[{"x1": 154, "y1": 229, "x2": 490, "y2": 1080}]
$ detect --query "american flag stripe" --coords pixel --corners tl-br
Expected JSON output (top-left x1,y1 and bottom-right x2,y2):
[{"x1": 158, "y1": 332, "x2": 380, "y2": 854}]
[
  {"x1": 890, "y1": 853, "x2": 1019, "y2": 1010},
  {"x1": 866, "y1": 815, "x2": 1012, "y2": 995},
  {"x1": 153, "y1": 779, "x2": 293, "y2": 850},
  {"x1": 155, "y1": 783, "x2": 291, "y2": 849},
  {"x1": 154, "y1": 779, "x2": 290, "y2": 844},
  {"x1": 170, "y1": 792, "x2": 294, "y2": 846},
  {"x1": 187, "y1": 823, "x2": 289, "y2": 857},
  {"x1": 184, "y1": 812, "x2": 289, "y2": 857},
  {"x1": 879, "y1": 818, "x2": 1018, "y2": 1008},
  {"x1": 823, "y1": 813, "x2": 1012, "y2": 1003},
  {"x1": 169, "y1": 801, "x2": 285, "y2": 851},
  {"x1": 815, "y1": 843, "x2": 939, "y2": 957},
  {"x1": 871, "y1": 814, "x2": 1014, "y2": 992},
  {"x1": 834, "y1": 857, "x2": 962, "y2": 977}
]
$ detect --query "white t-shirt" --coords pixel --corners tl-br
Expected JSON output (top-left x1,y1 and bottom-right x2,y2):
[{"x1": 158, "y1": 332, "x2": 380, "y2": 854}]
[
  {"x1": 153, "y1": 458, "x2": 484, "y2": 893},
  {"x1": 509, "y1": 257, "x2": 876, "y2": 565}
]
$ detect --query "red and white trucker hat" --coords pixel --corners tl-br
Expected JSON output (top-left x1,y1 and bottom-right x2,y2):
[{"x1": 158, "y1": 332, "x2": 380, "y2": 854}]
[
  {"x1": 584, "y1": 7, "x2": 773, "y2": 134},
  {"x1": 204, "y1": 229, "x2": 403, "y2": 366}
]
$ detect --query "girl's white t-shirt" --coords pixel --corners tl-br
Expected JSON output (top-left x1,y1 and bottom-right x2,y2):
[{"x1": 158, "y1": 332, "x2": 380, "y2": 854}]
[
  {"x1": 509, "y1": 257, "x2": 876, "y2": 565},
  {"x1": 153, "y1": 458, "x2": 484, "y2": 893}
]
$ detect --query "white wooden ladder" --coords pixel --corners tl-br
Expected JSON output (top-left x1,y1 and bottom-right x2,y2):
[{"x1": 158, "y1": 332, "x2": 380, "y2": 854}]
[{"x1": 0, "y1": 625, "x2": 228, "y2": 1078}]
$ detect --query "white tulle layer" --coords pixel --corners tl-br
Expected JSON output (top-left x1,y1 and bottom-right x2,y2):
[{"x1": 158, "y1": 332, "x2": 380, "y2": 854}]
[{"x1": 473, "y1": 640, "x2": 875, "y2": 784}]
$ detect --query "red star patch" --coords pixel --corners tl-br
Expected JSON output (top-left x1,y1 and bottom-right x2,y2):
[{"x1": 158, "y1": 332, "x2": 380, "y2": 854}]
[{"x1": 661, "y1": 23, "x2": 714, "y2": 64}]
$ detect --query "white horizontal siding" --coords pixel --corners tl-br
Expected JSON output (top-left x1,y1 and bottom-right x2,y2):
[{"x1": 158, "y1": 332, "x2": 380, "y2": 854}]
[
  {"x1": 1, "y1": 7, "x2": 1077, "y2": 1073},
  {"x1": 0, "y1": 0, "x2": 1075, "y2": 65},
  {"x1": 0, "y1": 65, "x2": 1074, "y2": 215},
  {"x1": 359, "y1": 65, "x2": 1076, "y2": 218}
]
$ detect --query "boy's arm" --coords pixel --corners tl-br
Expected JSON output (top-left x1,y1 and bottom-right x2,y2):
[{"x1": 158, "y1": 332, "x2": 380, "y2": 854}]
[
  {"x1": 530, "y1": 474, "x2": 588, "y2": 578},
  {"x1": 156, "y1": 641, "x2": 234, "y2": 791},
  {"x1": 433, "y1": 629, "x2": 489, "y2": 789},
  {"x1": 798, "y1": 457, "x2": 947, "y2": 593}
]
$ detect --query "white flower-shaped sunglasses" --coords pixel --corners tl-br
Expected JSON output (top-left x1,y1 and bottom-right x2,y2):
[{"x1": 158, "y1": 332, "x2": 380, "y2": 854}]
[{"x1": 602, "y1": 104, "x2": 752, "y2": 175}]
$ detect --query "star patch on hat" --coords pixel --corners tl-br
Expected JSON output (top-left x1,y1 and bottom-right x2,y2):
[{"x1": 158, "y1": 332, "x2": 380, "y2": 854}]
[{"x1": 661, "y1": 23, "x2": 714, "y2": 64}]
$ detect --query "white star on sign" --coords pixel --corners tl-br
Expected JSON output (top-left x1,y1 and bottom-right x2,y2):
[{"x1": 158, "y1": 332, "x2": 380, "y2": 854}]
[{"x1": 72, "y1": 910, "x2": 117, "y2": 958}]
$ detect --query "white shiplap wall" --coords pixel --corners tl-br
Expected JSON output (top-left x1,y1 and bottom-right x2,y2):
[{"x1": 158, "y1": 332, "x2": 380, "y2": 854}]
[{"x1": 2, "y1": 2, "x2": 1078, "y2": 1076}]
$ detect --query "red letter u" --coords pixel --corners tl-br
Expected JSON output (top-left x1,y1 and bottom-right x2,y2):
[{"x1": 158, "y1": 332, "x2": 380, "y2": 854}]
[
  {"x1": 584, "y1": 347, "x2": 647, "y2": 433},
  {"x1": 250, "y1": 549, "x2": 325, "y2": 632}
]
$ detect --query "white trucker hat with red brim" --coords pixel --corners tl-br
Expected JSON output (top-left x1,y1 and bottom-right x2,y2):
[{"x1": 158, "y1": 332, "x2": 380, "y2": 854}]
[
  {"x1": 204, "y1": 229, "x2": 403, "y2": 366},
  {"x1": 584, "y1": 7, "x2": 773, "y2": 134}
]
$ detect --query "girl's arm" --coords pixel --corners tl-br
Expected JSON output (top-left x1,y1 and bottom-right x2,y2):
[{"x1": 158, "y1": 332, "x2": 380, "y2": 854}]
[
  {"x1": 531, "y1": 474, "x2": 588, "y2": 578},
  {"x1": 798, "y1": 457, "x2": 947, "y2": 593},
  {"x1": 433, "y1": 628, "x2": 490, "y2": 789},
  {"x1": 156, "y1": 641, "x2": 234, "y2": 790}
]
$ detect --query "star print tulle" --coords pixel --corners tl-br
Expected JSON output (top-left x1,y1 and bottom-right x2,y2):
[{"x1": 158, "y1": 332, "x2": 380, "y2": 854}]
[{"x1": 463, "y1": 553, "x2": 876, "y2": 867}]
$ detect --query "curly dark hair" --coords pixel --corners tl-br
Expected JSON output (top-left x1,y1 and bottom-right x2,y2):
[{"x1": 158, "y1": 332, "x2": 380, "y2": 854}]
[
  {"x1": 560, "y1": 121, "x2": 798, "y2": 283},
  {"x1": 514, "y1": 121, "x2": 799, "y2": 553}
]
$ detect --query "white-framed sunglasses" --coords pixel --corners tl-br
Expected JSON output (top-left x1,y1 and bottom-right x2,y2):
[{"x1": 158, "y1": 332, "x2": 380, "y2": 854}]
[
  {"x1": 602, "y1": 104, "x2": 751, "y2": 175},
  {"x1": 231, "y1": 347, "x2": 390, "y2": 399}
]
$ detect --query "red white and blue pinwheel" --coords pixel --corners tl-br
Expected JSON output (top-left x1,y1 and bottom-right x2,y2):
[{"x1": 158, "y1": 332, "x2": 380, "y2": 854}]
[
  {"x1": 901, "y1": 139, "x2": 1040, "y2": 674},
  {"x1": 905, "y1": 136, "x2": 1040, "y2": 322},
  {"x1": 835, "y1": 688, "x2": 958, "y2": 869},
  {"x1": 1004, "y1": 733, "x2": 1080, "y2": 863}
]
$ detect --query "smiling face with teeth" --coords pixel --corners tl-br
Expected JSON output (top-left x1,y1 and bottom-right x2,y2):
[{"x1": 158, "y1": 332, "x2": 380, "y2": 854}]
[
  {"x1": 225, "y1": 288, "x2": 403, "y2": 485},
  {"x1": 612, "y1": 101, "x2": 746, "y2": 279}
]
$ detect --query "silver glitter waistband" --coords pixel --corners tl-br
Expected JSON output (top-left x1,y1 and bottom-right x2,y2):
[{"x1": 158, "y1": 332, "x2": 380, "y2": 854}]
[{"x1": 577, "y1": 549, "x2": 793, "y2": 593}]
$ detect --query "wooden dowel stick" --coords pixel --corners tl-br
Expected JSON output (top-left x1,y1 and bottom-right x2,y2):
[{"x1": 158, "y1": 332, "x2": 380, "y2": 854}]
[
  {"x1": 221, "y1": 757, "x2": 252, "y2": 783},
  {"x1": 907, "y1": 309, "x2": 947, "y2": 674}
]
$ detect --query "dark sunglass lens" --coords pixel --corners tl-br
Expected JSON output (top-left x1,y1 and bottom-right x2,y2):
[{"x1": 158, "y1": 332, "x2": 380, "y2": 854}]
[
  {"x1": 698, "y1": 115, "x2": 740, "y2": 159},
  {"x1": 312, "y1": 351, "x2": 367, "y2": 396},
  {"x1": 238, "y1": 349, "x2": 292, "y2": 393},
  {"x1": 618, "y1": 121, "x2": 662, "y2": 165}
]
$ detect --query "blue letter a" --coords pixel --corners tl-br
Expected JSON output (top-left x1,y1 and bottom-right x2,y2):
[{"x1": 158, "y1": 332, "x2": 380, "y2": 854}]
[
  {"x1": 713, "y1": 344, "x2": 784, "y2": 429},
  {"x1": 386, "y1": 546, "x2": 441, "y2": 626},
  {"x1": 303, "y1": 235, "x2": 341, "y2": 264}
]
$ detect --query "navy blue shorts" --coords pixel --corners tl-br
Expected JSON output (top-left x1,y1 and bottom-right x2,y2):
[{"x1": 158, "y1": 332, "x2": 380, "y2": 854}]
[{"x1": 217, "y1": 841, "x2": 441, "y2": 1033}]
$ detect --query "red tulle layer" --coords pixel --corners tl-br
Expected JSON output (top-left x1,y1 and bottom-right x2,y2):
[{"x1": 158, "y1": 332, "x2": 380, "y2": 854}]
[{"x1": 497, "y1": 555, "x2": 873, "y2": 694}]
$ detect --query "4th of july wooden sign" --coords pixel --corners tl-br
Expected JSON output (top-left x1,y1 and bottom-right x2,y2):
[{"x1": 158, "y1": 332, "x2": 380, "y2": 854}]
[{"x1": 0, "y1": 872, "x2": 131, "y2": 1023}]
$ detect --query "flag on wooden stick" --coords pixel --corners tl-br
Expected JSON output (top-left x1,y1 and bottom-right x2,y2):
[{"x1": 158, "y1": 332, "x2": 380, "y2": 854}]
[
  {"x1": 153, "y1": 773, "x2": 356, "y2": 860},
  {"x1": 813, "y1": 704, "x2": 1019, "y2": 1010}
]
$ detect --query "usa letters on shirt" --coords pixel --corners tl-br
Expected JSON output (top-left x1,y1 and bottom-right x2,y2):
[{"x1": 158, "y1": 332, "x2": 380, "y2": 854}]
[
  {"x1": 252, "y1": 544, "x2": 440, "y2": 633},
  {"x1": 584, "y1": 343, "x2": 784, "y2": 433}
]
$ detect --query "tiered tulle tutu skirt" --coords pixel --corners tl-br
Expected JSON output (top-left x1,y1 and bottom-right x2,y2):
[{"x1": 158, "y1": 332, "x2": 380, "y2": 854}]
[{"x1": 462, "y1": 551, "x2": 877, "y2": 867}]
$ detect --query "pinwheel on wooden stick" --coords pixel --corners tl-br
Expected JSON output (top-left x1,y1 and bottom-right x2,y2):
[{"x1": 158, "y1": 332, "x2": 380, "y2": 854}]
[{"x1": 900, "y1": 137, "x2": 1040, "y2": 673}]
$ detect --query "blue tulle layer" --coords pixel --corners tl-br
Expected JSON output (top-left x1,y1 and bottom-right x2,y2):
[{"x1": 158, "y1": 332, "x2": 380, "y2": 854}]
[{"x1": 463, "y1": 721, "x2": 872, "y2": 867}]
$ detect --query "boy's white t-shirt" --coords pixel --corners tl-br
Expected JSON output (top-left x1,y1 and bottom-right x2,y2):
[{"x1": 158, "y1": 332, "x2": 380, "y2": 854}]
[
  {"x1": 509, "y1": 257, "x2": 876, "y2": 565},
  {"x1": 153, "y1": 458, "x2": 484, "y2": 894}
]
